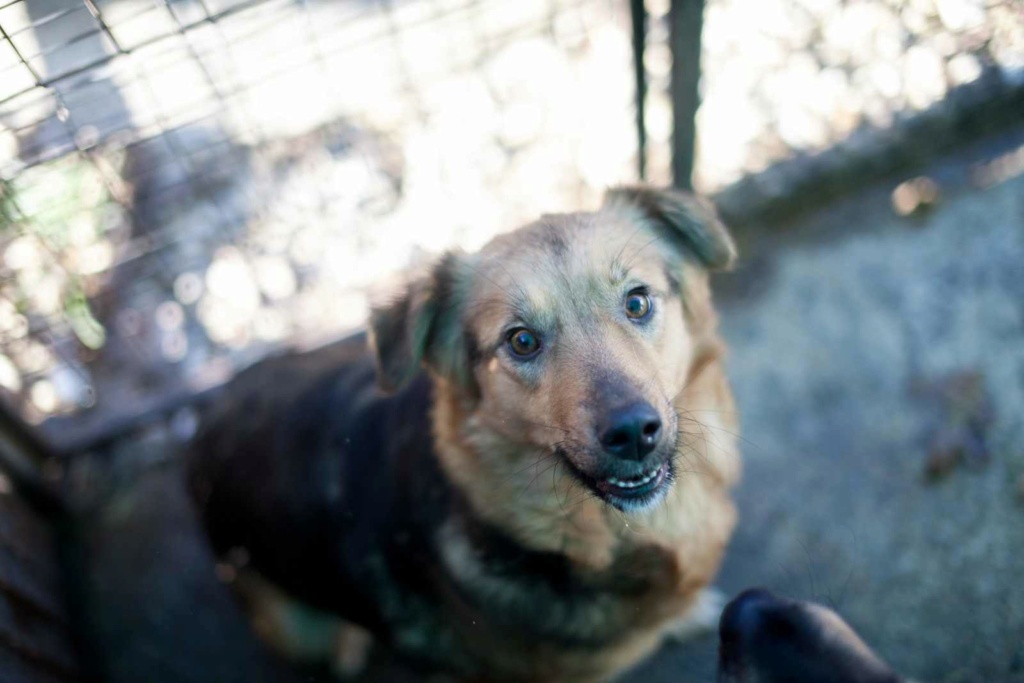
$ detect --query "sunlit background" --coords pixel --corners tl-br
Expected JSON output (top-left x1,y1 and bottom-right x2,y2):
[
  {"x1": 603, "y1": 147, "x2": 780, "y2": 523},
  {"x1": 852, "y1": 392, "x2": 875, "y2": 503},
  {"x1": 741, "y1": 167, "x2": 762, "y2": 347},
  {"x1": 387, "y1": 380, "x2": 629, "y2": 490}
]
[{"x1": 0, "y1": 0, "x2": 1021, "y2": 441}]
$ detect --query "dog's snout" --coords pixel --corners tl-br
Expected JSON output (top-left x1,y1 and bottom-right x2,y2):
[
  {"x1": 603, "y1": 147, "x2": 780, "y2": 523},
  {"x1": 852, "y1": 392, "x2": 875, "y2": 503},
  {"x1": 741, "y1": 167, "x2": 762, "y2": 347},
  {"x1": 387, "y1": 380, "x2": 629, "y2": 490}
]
[{"x1": 598, "y1": 402, "x2": 662, "y2": 460}]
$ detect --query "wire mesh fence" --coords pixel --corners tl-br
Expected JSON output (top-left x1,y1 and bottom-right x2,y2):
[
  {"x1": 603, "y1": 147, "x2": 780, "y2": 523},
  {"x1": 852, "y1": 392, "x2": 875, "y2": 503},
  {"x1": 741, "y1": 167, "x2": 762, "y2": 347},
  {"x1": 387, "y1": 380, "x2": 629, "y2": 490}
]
[
  {"x1": 0, "y1": 0, "x2": 1021, "y2": 450},
  {"x1": 1, "y1": 0, "x2": 641, "y2": 444}
]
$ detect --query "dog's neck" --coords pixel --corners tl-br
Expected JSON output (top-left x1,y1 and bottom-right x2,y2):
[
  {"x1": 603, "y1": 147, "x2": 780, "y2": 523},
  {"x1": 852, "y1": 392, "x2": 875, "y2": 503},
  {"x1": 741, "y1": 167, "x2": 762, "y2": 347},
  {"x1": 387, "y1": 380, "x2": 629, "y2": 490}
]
[{"x1": 429, "y1": 350, "x2": 739, "y2": 575}]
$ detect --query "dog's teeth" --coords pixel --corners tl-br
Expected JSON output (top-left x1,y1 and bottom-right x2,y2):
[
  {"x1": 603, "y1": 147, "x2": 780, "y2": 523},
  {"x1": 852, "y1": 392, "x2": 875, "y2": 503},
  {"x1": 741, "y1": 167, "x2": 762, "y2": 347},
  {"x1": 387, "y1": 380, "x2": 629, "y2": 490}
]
[{"x1": 606, "y1": 467, "x2": 663, "y2": 490}]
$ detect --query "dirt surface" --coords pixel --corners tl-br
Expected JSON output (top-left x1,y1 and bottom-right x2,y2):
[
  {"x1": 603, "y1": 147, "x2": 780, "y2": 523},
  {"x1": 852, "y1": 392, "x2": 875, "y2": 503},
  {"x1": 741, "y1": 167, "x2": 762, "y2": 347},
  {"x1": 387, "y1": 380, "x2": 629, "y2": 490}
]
[{"x1": 66, "y1": 129, "x2": 1024, "y2": 683}]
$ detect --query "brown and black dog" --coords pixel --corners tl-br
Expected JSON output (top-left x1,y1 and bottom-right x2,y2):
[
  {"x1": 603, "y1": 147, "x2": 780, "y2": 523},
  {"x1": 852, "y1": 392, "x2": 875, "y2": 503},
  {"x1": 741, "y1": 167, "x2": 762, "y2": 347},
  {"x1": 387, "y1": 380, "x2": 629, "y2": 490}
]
[{"x1": 188, "y1": 185, "x2": 741, "y2": 682}]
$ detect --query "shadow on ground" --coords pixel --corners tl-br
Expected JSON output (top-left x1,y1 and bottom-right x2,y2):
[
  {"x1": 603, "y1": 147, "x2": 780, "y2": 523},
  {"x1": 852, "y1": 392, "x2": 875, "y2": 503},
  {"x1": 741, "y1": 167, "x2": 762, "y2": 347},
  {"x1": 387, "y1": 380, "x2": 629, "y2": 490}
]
[{"x1": 68, "y1": 130, "x2": 1024, "y2": 683}]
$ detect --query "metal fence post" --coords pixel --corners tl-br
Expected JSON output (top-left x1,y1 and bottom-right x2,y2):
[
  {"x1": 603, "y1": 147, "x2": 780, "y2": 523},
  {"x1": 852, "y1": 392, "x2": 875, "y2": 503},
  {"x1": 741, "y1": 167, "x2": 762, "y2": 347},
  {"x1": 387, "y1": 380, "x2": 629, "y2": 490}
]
[
  {"x1": 630, "y1": 0, "x2": 648, "y2": 181},
  {"x1": 670, "y1": 0, "x2": 704, "y2": 190}
]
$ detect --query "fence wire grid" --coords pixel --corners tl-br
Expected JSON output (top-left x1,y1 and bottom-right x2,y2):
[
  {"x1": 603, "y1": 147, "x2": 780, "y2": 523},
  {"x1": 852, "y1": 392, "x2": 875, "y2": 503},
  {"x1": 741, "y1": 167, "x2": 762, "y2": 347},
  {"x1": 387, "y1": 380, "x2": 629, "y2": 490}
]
[{"x1": 0, "y1": 0, "x2": 1021, "y2": 450}]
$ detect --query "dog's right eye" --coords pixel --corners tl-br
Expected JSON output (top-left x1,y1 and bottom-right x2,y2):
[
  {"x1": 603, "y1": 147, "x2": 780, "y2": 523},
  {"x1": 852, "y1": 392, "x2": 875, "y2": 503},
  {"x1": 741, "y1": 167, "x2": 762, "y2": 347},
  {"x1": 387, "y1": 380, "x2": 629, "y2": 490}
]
[{"x1": 507, "y1": 328, "x2": 541, "y2": 358}]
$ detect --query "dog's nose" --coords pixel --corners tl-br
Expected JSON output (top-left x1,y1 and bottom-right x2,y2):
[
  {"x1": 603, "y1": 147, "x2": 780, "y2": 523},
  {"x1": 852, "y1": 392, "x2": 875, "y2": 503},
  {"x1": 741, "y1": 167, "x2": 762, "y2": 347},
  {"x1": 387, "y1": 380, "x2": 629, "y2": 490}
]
[{"x1": 598, "y1": 402, "x2": 662, "y2": 460}]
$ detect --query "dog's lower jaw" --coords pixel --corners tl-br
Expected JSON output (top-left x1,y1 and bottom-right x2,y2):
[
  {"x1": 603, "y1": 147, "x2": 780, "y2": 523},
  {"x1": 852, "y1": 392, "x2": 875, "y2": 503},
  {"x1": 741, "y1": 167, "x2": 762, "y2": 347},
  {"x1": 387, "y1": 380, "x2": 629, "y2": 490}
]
[{"x1": 592, "y1": 462, "x2": 674, "y2": 513}]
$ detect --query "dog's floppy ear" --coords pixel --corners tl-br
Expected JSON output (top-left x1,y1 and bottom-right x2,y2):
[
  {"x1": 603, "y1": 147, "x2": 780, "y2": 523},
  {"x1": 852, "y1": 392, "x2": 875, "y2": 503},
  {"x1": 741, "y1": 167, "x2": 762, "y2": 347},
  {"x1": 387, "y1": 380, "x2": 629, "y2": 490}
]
[
  {"x1": 369, "y1": 251, "x2": 473, "y2": 394},
  {"x1": 603, "y1": 185, "x2": 737, "y2": 270}
]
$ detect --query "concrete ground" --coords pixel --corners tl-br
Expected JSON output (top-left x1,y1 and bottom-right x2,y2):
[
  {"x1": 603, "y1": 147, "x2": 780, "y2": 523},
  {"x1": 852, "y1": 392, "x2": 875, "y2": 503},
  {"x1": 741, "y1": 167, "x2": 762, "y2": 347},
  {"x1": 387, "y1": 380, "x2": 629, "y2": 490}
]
[
  {"x1": 631, "y1": 128, "x2": 1024, "y2": 683},
  {"x1": 69, "y1": 128, "x2": 1024, "y2": 683}
]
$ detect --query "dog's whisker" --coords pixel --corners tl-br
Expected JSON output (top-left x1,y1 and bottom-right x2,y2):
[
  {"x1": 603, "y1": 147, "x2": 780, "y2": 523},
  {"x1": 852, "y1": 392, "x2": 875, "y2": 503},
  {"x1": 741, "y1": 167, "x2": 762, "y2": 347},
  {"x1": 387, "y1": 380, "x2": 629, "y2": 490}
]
[
  {"x1": 671, "y1": 412, "x2": 710, "y2": 461},
  {"x1": 517, "y1": 418, "x2": 571, "y2": 434},
  {"x1": 676, "y1": 407, "x2": 742, "y2": 416},
  {"x1": 519, "y1": 458, "x2": 564, "y2": 500},
  {"x1": 501, "y1": 449, "x2": 556, "y2": 484},
  {"x1": 611, "y1": 220, "x2": 648, "y2": 269},
  {"x1": 551, "y1": 462, "x2": 604, "y2": 529},
  {"x1": 674, "y1": 408, "x2": 762, "y2": 453},
  {"x1": 558, "y1": 484, "x2": 594, "y2": 514},
  {"x1": 460, "y1": 259, "x2": 526, "y2": 303},
  {"x1": 621, "y1": 234, "x2": 663, "y2": 272},
  {"x1": 553, "y1": 459, "x2": 573, "y2": 517}
]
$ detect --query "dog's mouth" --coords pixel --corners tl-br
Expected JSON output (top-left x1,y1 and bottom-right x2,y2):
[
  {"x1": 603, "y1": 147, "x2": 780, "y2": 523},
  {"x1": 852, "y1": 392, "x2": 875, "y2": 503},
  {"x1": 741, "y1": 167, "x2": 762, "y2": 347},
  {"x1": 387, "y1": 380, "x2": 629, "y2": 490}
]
[
  {"x1": 596, "y1": 463, "x2": 670, "y2": 498},
  {"x1": 561, "y1": 456, "x2": 673, "y2": 512}
]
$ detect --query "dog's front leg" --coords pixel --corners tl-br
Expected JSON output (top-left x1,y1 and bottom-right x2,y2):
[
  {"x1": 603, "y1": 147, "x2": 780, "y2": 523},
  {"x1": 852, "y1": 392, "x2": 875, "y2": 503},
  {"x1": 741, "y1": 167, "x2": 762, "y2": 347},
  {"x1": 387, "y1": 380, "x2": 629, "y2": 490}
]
[{"x1": 232, "y1": 567, "x2": 374, "y2": 679}]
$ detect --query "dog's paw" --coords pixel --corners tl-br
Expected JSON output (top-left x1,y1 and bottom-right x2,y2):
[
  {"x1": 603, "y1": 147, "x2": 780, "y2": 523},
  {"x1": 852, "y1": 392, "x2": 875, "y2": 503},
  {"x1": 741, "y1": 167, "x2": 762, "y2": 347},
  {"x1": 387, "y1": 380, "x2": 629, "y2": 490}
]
[{"x1": 665, "y1": 587, "x2": 727, "y2": 642}]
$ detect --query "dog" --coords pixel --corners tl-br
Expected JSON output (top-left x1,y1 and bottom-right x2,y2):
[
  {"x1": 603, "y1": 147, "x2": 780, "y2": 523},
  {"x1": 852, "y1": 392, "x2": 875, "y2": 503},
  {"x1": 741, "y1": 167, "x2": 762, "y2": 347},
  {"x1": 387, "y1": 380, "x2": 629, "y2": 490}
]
[
  {"x1": 718, "y1": 589, "x2": 909, "y2": 683},
  {"x1": 187, "y1": 185, "x2": 742, "y2": 682}
]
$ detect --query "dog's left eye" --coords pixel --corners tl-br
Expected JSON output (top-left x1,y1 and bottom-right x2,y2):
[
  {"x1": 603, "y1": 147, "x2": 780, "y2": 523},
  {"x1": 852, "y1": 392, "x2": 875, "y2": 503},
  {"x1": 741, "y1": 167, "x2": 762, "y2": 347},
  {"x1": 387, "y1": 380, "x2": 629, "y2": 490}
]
[
  {"x1": 507, "y1": 328, "x2": 541, "y2": 358},
  {"x1": 624, "y1": 289, "x2": 652, "y2": 320}
]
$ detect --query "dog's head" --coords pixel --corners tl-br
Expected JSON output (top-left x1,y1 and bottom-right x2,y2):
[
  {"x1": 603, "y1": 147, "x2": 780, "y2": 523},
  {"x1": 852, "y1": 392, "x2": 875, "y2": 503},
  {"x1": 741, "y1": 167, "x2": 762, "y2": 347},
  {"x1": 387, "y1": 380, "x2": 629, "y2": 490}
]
[{"x1": 370, "y1": 186, "x2": 736, "y2": 512}]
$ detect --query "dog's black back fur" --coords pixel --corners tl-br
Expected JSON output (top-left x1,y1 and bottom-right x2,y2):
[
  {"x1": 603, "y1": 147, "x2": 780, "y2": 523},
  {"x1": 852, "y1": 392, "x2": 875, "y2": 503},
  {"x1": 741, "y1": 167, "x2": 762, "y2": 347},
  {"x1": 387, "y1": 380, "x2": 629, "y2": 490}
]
[
  {"x1": 190, "y1": 334, "x2": 441, "y2": 657},
  {"x1": 188, "y1": 334, "x2": 606, "y2": 675}
]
